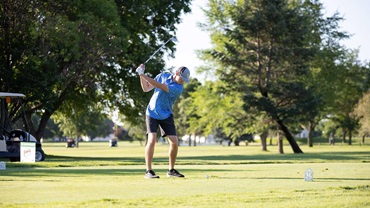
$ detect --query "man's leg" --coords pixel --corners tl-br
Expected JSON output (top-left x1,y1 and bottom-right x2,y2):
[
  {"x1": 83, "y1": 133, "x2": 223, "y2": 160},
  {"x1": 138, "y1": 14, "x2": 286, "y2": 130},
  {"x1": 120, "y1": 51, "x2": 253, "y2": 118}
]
[
  {"x1": 167, "y1": 135, "x2": 178, "y2": 170},
  {"x1": 166, "y1": 135, "x2": 184, "y2": 177},
  {"x1": 145, "y1": 133, "x2": 157, "y2": 171}
]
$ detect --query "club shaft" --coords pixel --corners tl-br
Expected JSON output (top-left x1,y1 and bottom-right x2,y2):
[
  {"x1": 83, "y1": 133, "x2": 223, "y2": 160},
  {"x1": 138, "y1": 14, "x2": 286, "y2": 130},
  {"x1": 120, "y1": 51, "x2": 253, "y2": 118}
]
[{"x1": 144, "y1": 37, "x2": 174, "y2": 64}]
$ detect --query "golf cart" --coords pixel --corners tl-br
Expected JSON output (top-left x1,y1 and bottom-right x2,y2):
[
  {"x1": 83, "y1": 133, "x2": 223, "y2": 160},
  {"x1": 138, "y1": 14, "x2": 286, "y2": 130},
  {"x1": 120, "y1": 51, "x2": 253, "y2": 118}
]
[
  {"x1": 0, "y1": 92, "x2": 45, "y2": 162},
  {"x1": 109, "y1": 138, "x2": 118, "y2": 147}
]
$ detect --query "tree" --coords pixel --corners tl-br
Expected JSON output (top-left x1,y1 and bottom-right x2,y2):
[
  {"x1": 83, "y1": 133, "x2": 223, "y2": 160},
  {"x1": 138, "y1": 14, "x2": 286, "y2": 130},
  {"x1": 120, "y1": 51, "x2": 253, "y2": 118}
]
[
  {"x1": 87, "y1": 118, "x2": 114, "y2": 141},
  {"x1": 187, "y1": 81, "x2": 252, "y2": 145},
  {"x1": 174, "y1": 78, "x2": 201, "y2": 146},
  {"x1": 200, "y1": 0, "x2": 341, "y2": 153},
  {"x1": 52, "y1": 100, "x2": 110, "y2": 141},
  {"x1": 249, "y1": 114, "x2": 273, "y2": 151},
  {"x1": 114, "y1": 125, "x2": 133, "y2": 142},
  {"x1": 298, "y1": 0, "x2": 349, "y2": 147},
  {"x1": 329, "y1": 50, "x2": 369, "y2": 145},
  {"x1": 0, "y1": 0, "x2": 192, "y2": 141},
  {"x1": 32, "y1": 116, "x2": 63, "y2": 141},
  {"x1": 353, "y1": 90, "x2": 370, "y2": 144}
]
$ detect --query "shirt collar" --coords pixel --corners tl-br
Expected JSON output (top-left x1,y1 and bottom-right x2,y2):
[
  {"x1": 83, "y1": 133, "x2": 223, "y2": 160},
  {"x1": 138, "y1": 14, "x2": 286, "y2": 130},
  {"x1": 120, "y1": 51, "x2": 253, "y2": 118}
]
[{"x1": 168, "y1": 74, "x2": 174, "y2": 83}]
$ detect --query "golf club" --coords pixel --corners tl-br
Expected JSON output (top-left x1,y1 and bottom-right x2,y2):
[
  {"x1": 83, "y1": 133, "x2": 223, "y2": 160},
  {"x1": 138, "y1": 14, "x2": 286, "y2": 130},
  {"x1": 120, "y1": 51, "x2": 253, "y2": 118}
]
[{"x1": 144, "y1": 37, "x2": 177, "y2": 64}]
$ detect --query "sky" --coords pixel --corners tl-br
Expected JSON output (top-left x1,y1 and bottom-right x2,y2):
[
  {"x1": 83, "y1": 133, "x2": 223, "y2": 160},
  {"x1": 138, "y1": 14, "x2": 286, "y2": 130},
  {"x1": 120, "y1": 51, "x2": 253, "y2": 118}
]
[{"x1": 166, "y1": 0, "x2": 370, "y2": 81}]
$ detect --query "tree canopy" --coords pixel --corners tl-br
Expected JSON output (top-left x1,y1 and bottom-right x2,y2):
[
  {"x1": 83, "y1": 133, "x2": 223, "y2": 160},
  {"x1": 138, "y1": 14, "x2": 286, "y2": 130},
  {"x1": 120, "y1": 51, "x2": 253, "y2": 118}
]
[
  {"x1": 353, "y1": 90, "x2": 370, "y2": 139},
  {"x1": 0, "y1": 0, "x2": 191, "y2": 140}
]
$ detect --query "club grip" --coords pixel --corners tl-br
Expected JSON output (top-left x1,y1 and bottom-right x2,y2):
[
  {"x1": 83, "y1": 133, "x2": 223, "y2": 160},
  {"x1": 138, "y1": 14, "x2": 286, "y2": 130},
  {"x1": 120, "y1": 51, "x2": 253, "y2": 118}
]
[{"x1": 136, "y1": 66, "x2": 144, "y2": 75}]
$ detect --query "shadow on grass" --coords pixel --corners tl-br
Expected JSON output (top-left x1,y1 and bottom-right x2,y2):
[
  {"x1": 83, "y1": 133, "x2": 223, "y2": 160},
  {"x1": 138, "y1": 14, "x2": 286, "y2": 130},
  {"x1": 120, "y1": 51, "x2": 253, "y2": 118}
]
[
  {"x1": 2, "y1": 151, "x2": 369, "y2": 177},
  {"x1": 48, "y1": 155, "x2": 144, "y2": 163},
  {"x1": 0, "y1": 167, "x2": 144, "y2": 178},
  {"x1": 1, "y1": 165, "x2": 238, "y2": 178},
  {"x1": 250, "y1": 177, "x2": 370, "y2": 181},
  {"x1": 3, "y1": 167, "x2": 370, "y2": 181},
  {"x1": 180, "y1": 151, "x2": 370, "y2": 163},
  {"x1": 5, "y1": 150, "x2": 370, "y2": 166}
]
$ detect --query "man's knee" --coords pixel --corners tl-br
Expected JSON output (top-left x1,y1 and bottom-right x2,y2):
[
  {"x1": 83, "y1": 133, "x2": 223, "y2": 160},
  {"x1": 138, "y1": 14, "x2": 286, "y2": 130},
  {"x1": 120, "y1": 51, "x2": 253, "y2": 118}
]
[
  {"x1": 168, "y1": 136, "x2": 178, "y2": 145},
  {"x1": 146, "y1": 133, "x2": 157, "y2": 145}
]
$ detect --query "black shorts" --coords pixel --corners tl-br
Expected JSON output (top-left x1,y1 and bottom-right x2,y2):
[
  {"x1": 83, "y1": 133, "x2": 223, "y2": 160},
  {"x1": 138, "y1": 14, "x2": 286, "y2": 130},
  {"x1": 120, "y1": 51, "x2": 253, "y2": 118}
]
[{"x1": 146, "y1": 114, "x2": 177, "y2": 137}]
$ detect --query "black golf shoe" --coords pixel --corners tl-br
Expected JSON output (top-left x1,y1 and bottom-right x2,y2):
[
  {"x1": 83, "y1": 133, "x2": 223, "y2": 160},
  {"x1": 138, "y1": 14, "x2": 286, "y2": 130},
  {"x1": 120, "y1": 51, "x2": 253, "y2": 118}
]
[
  {"x1": 167, "y1": 169, "x2": 185, "y2": 178},
  {"x1": 144, "y1": 170, "x2": 160, "y2": 179}
]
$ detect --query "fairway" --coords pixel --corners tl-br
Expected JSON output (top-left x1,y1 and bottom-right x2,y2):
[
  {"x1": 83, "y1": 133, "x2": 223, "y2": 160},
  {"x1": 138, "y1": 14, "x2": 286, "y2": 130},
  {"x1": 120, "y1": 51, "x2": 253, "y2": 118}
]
[{"x1": 0, "y1": 142, "x2": 369, "y2": 208}]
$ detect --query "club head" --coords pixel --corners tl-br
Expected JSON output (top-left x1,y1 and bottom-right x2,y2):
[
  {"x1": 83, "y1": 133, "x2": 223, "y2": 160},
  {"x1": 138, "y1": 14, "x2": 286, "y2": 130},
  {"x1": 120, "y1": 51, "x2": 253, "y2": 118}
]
[{"x1": 171, "y1": 37, "x2": 178, "y2": 43}]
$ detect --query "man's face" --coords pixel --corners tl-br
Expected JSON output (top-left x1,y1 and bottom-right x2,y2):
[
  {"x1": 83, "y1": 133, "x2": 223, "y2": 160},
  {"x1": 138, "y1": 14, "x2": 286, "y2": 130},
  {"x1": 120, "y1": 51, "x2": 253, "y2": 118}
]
[
  {"x1": 175, "y1": 71, "x2": 184, "y2": 84},
  {"x1": 177, "y1": 76, "x2": 184, "y2": 84}
]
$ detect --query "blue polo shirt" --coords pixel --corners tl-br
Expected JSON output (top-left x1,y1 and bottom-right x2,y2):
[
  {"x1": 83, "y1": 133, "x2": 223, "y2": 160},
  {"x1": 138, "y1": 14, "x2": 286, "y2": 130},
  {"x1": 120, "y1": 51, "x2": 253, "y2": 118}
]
[{"x1": 146, "y1": 72, "x2": 183, "y2": 120}]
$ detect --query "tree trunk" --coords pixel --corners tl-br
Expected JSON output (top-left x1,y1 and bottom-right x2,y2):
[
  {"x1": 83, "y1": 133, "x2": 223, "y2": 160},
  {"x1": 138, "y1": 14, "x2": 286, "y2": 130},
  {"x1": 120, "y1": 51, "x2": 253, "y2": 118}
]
[
  {"x1": 0, "y1": 101, "x2": 7, "y2": 132},
  {"x1": 276, "y1": 119, "x2": 303, "y2": 153},
  {"x1": 76, "y1": 136, "x2": 79, "y2": 148},
  {"x1": 329, "y1": 132, "x2": 334, "y2": 145},
  {"x1": 33, "y1": 111, "x2": 52, "y2": 142},
  {"x1": 307, "y1": 122, "x2": 315, "y2": 147},
  {"x1": 278, "y1": 133, "x2": 284, "y2": 154},
  {"x1": 260, "y1": 131, "x2": 268, "y2": 151},
  {"x1": 307, "y1": 129, "x2": 313, "y2": 147},
  {"x1": 362, "y1": 134, "x2": 366, "y2": 144},
  {"x1": 193, "y1": 134, "x2": 196, "y2": 147},
  {"x1": 348, "y1": 130, "x2": 352, "y2": 145},
  {"x1": 342, "y1": 130, "x2": 347, "y2": 143},
  {"x1": 188, "y1": 135, "x2": 192, "y2": 146}
]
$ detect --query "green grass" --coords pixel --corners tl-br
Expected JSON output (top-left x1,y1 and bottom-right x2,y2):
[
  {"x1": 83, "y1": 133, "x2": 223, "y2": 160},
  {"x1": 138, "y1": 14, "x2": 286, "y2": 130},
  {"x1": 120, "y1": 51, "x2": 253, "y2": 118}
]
[{"x1": 0, "y1": 142, "x2": 369, "y2": 208}]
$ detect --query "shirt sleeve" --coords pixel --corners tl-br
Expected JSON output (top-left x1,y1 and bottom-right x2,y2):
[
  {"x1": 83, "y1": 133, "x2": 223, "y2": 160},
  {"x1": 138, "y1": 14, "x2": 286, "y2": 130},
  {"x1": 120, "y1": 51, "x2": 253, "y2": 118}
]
[
  {"x1": 154, "y1": 73, "x2": 162, "y2": 82},
  {"x1": 168, "y1": 83, "x2": 183, "y2": 98}
]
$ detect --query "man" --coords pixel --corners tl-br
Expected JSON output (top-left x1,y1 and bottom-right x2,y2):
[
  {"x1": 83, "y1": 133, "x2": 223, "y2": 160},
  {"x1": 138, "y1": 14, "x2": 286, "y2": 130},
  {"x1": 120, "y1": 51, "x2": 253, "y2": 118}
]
[{"x1": 136, "y1": 64, "x2": 190, "y2": 179}]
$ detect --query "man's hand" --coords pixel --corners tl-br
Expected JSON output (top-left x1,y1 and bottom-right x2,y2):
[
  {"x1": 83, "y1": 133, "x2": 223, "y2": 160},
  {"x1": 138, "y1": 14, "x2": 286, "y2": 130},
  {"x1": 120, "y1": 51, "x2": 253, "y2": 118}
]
[
  {"x1": 136, "y1": 67, "x2": 143, "y2": 75},
  {"x1": 136, "y1": 64, "x2": 145, "y2": 75}
]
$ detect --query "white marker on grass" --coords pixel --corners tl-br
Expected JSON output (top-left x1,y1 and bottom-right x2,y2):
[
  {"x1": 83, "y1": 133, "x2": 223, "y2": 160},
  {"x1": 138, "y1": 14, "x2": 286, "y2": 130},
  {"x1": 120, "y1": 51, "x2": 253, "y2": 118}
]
[{"x1": 304, "y1": 168, "x2": 313, "y2": 181}]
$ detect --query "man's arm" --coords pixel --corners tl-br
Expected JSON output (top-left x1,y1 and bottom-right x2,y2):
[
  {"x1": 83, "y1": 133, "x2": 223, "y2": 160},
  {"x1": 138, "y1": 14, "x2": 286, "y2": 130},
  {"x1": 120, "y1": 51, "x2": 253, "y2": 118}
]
[
  {"x1": 137, "y1": 64, "x2": 155, "y2": 92},
  {"x1": 140, "y1": 74, "x2": 169, "y2": 92},
  {"x1": 140, "y1": 76, "x2": 155, "y2": 92},
  {"x1": 136, "y1": 64, "x2": 168, "y2": 92}
]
